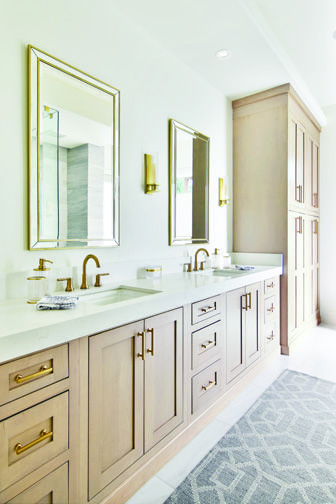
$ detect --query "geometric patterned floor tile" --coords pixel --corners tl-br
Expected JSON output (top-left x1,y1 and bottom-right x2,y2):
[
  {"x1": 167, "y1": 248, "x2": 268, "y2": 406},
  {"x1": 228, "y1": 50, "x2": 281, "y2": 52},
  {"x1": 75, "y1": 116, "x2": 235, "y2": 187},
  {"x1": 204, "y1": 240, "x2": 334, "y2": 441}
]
[{"x1": 165, "y1": 370, "x2": 336, "y2": 503}]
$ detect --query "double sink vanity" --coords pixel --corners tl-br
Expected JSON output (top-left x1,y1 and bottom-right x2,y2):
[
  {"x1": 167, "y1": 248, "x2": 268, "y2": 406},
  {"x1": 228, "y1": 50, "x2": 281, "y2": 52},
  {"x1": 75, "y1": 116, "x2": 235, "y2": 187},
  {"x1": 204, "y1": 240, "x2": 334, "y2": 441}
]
[{"x1": 0, "y1": 255, "x2": 282, "y2": 504}]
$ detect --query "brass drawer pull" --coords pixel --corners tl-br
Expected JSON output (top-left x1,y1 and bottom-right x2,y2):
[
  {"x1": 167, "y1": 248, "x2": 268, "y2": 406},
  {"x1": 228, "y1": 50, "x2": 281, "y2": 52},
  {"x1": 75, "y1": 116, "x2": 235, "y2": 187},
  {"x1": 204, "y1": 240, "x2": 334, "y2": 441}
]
[
  {"x1": 147, "y1": 328, "x2": 155, "y2": 356},
  {"x1": 15, "y1": 429, "x2": 53, "y2": 455},
  {"x1": 267, "y1": 304, "x2": 275, "y2": 313},
  {"x1": 202, "y1": 380, "x2": 215, "y2": 392},
  {"x1": 248, "y1": 292, "x2": 252, "y2": 310},
  {"x1": 200, "y1": 305, "x2": 216, "y2": 314},
  {"x1": 266, "y1": 282, "x2": 274, "y2": 289},
  {"x1": 201, "y1": 340, "x2": 214, "y2": 349},
  {"x1": 137, "y1": 331, "x2": 146, "y2": 360},
  {"x1": 15, "y1": 365, "x2": 53, "y2": 384}
]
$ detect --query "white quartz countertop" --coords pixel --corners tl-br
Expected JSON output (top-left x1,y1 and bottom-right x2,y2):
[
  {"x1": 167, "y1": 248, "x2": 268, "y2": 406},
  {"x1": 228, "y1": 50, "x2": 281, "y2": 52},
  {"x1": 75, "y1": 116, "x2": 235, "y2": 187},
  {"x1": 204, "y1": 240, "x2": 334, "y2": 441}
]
[{"x1": 0, "y1": 264, "x2": 282, "y2": 364}]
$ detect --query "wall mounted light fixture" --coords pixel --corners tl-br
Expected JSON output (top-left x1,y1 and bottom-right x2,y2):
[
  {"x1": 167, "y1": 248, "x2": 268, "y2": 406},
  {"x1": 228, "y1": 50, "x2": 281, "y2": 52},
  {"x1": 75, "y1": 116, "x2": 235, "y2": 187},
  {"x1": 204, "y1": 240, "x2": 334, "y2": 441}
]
[
  {"x1": 219, "y1": 177, "x2": 230, "y2": 206},
  {"x1": 144, "y1": 154, "x2": 159, "y2": 194}
]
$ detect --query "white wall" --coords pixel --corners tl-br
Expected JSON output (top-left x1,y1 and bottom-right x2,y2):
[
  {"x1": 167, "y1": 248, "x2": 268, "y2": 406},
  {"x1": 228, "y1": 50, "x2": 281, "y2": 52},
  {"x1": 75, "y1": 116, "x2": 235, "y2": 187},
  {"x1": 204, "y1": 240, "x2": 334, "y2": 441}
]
[
  {"x1": 0, "y1": 1, "x2": 232, "y2": 297},
  {"x1": 320, "y1": 105, "x2": 336, "y2": 326}
]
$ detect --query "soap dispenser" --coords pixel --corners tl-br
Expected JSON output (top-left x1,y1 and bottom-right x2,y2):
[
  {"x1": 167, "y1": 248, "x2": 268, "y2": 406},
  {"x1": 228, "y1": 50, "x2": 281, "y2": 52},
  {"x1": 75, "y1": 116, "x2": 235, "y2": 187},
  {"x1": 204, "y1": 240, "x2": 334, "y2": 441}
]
[
  {"x1": 212, "y1": 248, "x2": 224, "y2": 269},
  {"x1": 33, "y1": 258, "x2": 53, "y2": 297},
  {"x1": 34, "y1": 258, "x2": 53, "y2": 274}
]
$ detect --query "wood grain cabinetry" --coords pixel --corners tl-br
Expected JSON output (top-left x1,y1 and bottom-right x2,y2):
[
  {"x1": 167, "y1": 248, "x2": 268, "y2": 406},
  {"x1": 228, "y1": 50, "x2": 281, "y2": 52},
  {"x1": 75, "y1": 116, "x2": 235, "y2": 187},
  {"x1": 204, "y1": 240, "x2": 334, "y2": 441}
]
[
  {"x1": 0, "y1": 345, "x2": 72, "y2": 504},
  {"x1": 233, "y1": 84, "x2": 320, "y2": 354},
  {"x1": 226, "y1": 282, "x2": 261, "y2": 383},
  {"x1": 263, "y1": 277, "x2": 280, "y2": 353},
  {"x1": 88, "y1": 308, "x2": 183, "y2": 499}
]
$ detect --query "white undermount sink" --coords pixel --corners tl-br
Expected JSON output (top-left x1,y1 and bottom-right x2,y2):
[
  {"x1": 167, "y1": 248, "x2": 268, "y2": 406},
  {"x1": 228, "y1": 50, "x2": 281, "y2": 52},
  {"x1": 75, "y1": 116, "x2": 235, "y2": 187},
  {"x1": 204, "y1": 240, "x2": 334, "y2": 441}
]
[
  {"x1": 202, "y1": 268, "x2": 254, "y2": 277},
  {"x1": 80, "y1": 286, "x2": 161, "y2": 306}
]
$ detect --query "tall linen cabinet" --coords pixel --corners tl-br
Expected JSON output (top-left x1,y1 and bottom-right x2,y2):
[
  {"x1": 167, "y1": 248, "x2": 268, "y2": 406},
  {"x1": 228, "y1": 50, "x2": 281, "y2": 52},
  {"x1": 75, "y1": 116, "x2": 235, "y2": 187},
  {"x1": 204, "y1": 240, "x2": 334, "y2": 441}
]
[{"x1": 232, "y1": 84, "x2": 320, "y2": 354}]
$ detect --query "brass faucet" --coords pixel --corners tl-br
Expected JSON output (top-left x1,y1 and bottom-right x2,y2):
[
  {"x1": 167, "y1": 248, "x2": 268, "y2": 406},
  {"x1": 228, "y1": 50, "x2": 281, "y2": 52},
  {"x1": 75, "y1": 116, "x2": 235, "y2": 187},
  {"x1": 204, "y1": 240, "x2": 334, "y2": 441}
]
[
  {"x1": 194, "y1": 248, "x2": 209, "y2": 271},
  {"x1": 80, "y1": 254, "x2": 100, "y2": 289}
]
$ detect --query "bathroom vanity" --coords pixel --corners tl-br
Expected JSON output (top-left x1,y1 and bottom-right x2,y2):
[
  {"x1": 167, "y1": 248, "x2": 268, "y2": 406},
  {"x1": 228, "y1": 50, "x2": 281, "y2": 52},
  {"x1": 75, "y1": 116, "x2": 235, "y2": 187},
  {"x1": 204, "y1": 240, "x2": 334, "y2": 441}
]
[{"x1": 0, "y1": 264, "x2": 281, "y2": 504}]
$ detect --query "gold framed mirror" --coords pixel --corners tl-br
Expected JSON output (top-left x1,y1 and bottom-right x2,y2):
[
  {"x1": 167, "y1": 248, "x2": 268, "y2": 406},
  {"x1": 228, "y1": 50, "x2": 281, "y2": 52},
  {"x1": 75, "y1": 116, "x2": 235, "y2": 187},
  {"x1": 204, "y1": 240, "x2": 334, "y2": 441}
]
[
  {"x1": 28, "y1": 45, "x2": 120, "y2": 249},
  {"x1": 169, "y1": 119, "x2": 209, "y2": 245}
]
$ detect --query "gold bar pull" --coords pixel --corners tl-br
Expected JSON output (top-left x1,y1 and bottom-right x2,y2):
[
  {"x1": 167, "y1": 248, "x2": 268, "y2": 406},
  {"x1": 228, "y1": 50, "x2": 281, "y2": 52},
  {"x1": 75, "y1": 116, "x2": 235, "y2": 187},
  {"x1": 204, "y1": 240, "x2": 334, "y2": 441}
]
[
  {"x1": 296, "y1": 185, "x2": 303, "y2": 203},
  {"x1": 137, "y1": 331, "x2": 146, "y2": 360},
  {"x1": 296, "y1": 216, "x2": 303, "y2": 235},
  {"x1": 201, "y1": 340, "x2": 214, "y2": 349},
  {"x1": 200, "y1": 305, "x2": 216, "y2": 314},
  {"x1": 15, "y1": 365, "x2": 53, "y2": 384},
  {"x1": 146, "y1": 328, "x2": 155, "y2": 356},
  {"x1": 242, "y1": 293, "x2": 248, "y2": 311},
  {"x1": 248, "y1": 292, "x2": 252, "y2": 310},
  {"x1": 313, "y1": 192, "x2": 318, "y2": 208},
  {"x1": 313, "y1": 219, "x2": 318, "y2": 235},
  {"x1": 202, "y1": 380, "x2": 216, "y2": 392},
  {"x1": 15, "y1": 429, "x2": 53, "y2": 455}
]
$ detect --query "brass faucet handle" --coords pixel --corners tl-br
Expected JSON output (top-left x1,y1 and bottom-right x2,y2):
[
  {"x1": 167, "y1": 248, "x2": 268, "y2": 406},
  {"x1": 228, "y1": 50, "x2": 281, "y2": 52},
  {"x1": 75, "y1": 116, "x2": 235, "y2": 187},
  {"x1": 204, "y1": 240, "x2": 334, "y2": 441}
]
[
  {"x1": 57, "y1": 277, "x2": 73, "y2": 292},
  {"x1": 183, "y1": 262, "x2": 192, "y2": 273},
  {"x1": 200, "y1": 261, "x2": 206, "y2": 271},
  {"x1": 94, "y1": 272, "x2": 110, "y2": 287}
]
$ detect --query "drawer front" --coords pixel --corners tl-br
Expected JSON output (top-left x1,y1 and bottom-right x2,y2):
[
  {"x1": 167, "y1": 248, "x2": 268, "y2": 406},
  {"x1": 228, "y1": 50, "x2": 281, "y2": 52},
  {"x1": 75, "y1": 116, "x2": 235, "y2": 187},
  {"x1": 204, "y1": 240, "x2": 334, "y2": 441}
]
[
  {"x1": 191, "y1": 321, "x2": 222, "y2": 371},
  {"x1": 0, "y1": 392, "x2": 68, "y2": 491},
  {"x1": 191, "y1": 360, "x2": 224, "y2": 415},
  {"x1": 264, "y1": 277, "x2": 279, "y2": 296},
  {"x1": 264, "y1": 325, "x2": 279, "y2": 352},
  {"x1": 0, "y1": 345, "x2": 68, "y2": 406},
  {"x1": 192, "y1": 296, "x2": 220, "y2": 325},
  {"x1": 7, "y1": 463, "x2": 68, "y2": 504},
  {"x1": 264, "y1": 296, "x2": 276, "y2": 323}
]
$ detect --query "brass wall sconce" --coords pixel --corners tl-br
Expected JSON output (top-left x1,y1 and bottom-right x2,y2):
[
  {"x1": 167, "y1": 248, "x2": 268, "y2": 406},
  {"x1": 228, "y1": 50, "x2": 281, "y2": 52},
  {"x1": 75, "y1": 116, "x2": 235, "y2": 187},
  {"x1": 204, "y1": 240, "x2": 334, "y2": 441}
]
[
  {"x1": 145, "y1": 154, "x2": 159, "y2": 194},
  {"x1": 219, "y1": 177, "x2": 230, "y2": 206}
]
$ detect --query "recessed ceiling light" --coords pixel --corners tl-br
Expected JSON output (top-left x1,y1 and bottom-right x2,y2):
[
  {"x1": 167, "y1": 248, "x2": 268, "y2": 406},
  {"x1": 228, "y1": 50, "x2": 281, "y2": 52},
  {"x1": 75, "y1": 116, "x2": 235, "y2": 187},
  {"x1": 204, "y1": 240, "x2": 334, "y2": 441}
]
[{"x1": 216, "y1": 49, "x2": 231, "y2": 60}]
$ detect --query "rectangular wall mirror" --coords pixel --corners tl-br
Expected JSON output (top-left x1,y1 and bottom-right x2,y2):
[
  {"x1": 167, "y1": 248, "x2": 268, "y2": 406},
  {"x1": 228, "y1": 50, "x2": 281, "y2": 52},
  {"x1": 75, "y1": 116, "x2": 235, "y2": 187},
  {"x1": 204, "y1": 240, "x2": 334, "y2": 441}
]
[
  {"x1": 169, "y1": 119, "x2": 209, "y2": 245},
  {"x1": 28, "y1": 45, "x2": 120, "y2": 249}
]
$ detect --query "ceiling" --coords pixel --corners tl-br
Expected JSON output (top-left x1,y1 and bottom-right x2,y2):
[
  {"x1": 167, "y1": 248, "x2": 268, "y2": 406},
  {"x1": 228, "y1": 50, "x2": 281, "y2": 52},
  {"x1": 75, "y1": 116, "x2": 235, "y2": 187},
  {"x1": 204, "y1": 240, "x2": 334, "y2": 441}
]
[{"x1": 114, "y1": 0, "x2": 336, "y2": 126}]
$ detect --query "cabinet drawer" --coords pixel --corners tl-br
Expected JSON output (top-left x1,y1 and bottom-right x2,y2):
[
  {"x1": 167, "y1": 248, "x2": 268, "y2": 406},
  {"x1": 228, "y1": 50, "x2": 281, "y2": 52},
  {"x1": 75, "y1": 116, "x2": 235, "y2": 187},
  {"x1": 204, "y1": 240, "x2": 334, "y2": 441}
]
[
  {"x1": 264, "y1": 277, "x2": 279, "y2": 296},
  {"x1": 264, "y1": 296, "x2": 277, "y2": 323},
  {"x1": 191, "y1": 321, "x2": 222, "y2": 371},
  {"x1": 192, "y1": 296, "x2": 220, "y2": 325},
  {"x1": 264, "y1": 325, "x2": 279, "y2": 352},
  {"x1": 0, "y1": 392, "x2": 68, "y2": 491},
  {"x1": 191, "y1": 360, "x2": 224, "y2": 415},
  {"x1": 7, "y1": 463, "x2": 68, "y2": 504},
  {"x1": 0, "y1": 345, "x2": 68, "y2": 406}
]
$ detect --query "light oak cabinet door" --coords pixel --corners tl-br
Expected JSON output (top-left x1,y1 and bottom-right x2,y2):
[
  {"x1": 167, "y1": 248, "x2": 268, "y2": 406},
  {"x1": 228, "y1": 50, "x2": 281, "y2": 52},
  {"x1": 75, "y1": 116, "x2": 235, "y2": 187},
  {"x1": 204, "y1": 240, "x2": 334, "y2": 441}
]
[
  {"x1": 289, "y1": 118, "x2": 306, "y2": 210},
  {"x1": 307, "y1": 136, "x2": 319, "y2": 213},
  {"x1": 144, "y1": 309, "x2": 183, "y2": 452},
  {"x1": 245, "y1": 283, "x2": 261, "y2": 368},
  {"x1": 88, "y1": 321, "x2": 144, "y2": 500},
  {"x1": 226, "y1": 283, "x2": 261, "y2": 383}
]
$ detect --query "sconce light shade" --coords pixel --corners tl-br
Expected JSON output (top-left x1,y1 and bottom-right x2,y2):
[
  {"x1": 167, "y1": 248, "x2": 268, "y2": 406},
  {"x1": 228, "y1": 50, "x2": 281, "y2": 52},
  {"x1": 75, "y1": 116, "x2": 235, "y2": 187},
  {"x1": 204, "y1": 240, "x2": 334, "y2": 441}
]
[
  {"x1": 145, "y1": 154, "x2": 160, "y2": 194},
  {"x1": 219, "y1": 177, "x2": 230, "y2": 206}
]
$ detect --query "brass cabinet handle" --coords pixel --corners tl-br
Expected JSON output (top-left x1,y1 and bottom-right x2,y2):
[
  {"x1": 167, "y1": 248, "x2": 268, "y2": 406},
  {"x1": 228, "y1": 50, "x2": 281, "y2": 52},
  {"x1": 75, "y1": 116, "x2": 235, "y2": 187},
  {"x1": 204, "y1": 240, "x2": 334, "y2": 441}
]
[
  {"x1": 200, "y1": 305, "x2": 216, "y2": 314},
  {"x1": 247, "y1": 292, "x2": 252, "y2": 310},
  {"x1": 313, "y1": 219, "x2": 318, "y2": 235},
  {"x1": 201, "y1": 340, "x2": 215, "y2": 349},
  {"x1": 296, "y1": 216, "x2": 303, "y2": 235},
  {"x1": 267, "y1": 304, "x2": 275, "y2": 313},
  {"x1": 267, "y1": 331, "x2": 275, "y2": 341},
  {"x1": 202, "y1": 380, "x2": 216, "y2": 392},
  {"x1": 15, "y1": 365, "x2": 53, "y2": 384},
  {"x1": 15, "y1": 429, "x2": 53, "y2": 455},
  {"x1": 242, "y1": 293, "x2": 248, "y2": 311},
  {"x1": 137, "y1": 331, "x2": 146, "y2": 360},
  {"x1": 266, "y1": 282, "x2": 274, "y2": 289},
  {"x1": 146, "y1": 328, "x2": 155, "y2": 356},
  {"x1": 296, "y1": 184, "x2": 303, "y2": 203},
  {"x1": 313, "y1": 192, "x2": 318, "y2": 208}
]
